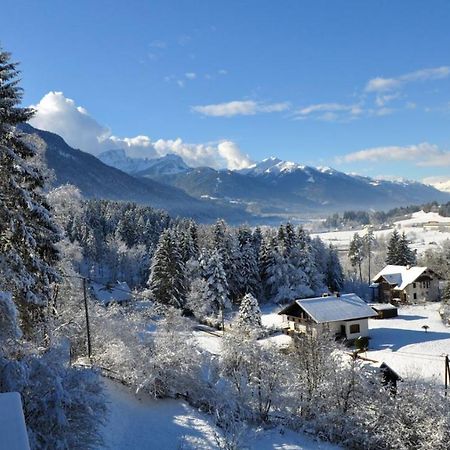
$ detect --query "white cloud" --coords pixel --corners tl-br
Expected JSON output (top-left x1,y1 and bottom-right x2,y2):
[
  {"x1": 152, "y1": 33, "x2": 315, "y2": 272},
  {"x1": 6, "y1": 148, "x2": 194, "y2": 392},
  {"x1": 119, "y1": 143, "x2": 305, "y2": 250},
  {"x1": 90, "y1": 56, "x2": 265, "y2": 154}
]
[
  {"x1": 192, "y1": 100, "x2": 289, "y2": 117},
  {"x1": 29, "y1": 91, "x2": 111, "y2": 154},
  {"x1": 337, "y1": 142, "x2": 450, "y2": 166},
  {"x1": 365, "y1": 66, "x2": 450, "y2": 92},
  {"x1": 149, "y1": 40, "x2": 167, "y2": 49},
  {"x1": 29, "y1": 91, "x2": 253, "y2": 170},
  {"x1": 185, "y1": 72, "x2": 196, "y2": 80},
  {"x1": 294, "y1": 102, "x2": 363, "y2": 121}
]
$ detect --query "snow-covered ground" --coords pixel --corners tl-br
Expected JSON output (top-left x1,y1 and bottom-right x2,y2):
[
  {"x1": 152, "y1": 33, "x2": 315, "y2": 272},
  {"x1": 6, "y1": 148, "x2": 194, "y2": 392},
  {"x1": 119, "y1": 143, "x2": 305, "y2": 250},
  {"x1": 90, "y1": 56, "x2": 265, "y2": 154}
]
[
  {"x1": 312, "y1": 210, "x2": 450, "y2": 254},
  {"x1": 99, "y1": 378, "x2": 340, "y2": 450},
  {"x1": 366, "y1": 303, "x2": 450, "y2": 385}
]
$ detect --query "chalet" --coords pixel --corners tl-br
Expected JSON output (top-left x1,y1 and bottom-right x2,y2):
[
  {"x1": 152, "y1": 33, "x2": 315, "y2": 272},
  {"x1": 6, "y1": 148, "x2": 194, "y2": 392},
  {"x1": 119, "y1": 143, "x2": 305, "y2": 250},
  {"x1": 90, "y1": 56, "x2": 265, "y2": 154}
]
[
  {"x1": 278, "y1": 293, "x2": 377, "y2": 340},
  {"x1": 372, "y1": 265, "x2": 440, "y2": 304}
]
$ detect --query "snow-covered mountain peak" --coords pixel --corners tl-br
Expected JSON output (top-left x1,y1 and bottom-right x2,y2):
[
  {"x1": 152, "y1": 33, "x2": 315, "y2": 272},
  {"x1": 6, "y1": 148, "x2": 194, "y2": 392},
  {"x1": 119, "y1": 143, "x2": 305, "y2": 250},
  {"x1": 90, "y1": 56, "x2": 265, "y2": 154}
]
[
  {"x1": 142, "y1": 154, "x2": 190, "y2": 176},
  {"x1": 241, "y1": 157, "x2": 308, "y2": 175},
  {"x1": 98, "y1": 150, "x2": 190, "y2": 175}
]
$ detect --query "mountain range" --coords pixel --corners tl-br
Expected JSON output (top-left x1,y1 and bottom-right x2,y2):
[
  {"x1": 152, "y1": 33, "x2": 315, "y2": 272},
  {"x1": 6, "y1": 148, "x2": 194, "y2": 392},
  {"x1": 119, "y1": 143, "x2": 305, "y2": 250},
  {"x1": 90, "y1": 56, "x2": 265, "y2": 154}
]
[{"x1": 22, "y1": 125, "x2": 450, "y2": 224}]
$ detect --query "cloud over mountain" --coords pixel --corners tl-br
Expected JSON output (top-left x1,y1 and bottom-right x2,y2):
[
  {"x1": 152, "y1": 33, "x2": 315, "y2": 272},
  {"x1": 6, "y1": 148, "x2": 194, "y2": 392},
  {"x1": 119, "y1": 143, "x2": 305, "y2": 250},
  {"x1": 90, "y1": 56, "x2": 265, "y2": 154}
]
[{"x1": 30, "y1": 91, "x2": 252, "y2": 170}]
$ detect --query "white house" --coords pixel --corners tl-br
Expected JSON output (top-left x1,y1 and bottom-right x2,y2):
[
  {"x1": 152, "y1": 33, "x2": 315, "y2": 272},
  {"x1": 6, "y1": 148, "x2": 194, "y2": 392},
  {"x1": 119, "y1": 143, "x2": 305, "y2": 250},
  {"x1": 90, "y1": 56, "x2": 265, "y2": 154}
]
[
  {"x1": 372, "y1": 265, "x2": 440, "y2": 304},
  {"x1": 278, "y1": 293, "x2": 377, "y2": 340}
]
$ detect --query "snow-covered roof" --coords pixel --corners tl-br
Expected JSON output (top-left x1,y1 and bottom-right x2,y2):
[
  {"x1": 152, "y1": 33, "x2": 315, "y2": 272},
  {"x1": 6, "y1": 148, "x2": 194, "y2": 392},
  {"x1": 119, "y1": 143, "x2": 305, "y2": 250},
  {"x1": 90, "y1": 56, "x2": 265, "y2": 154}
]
[
  {"x1": 372, "y1": 265, "x2": 430, "y2": 290},
  {"x1": 291, "y1": 294, "x2": 377, "y2": 324},
  {"x1": 91, "y1": 281, "x2": 131, "y2": 305},
  {"x1": 369, "y1": 303, "x2": 398, "y2": 311},
  {"x1": 0, "y1": 392, "x2": 30, "y2": 450}
]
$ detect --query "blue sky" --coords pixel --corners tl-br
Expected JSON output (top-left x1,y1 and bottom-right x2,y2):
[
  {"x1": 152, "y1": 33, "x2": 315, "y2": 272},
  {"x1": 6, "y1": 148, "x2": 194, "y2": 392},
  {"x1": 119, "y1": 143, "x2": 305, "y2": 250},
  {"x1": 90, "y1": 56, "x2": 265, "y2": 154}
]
[{"x1": 3, "y1": 0, "x2": 450, "y2": 183}]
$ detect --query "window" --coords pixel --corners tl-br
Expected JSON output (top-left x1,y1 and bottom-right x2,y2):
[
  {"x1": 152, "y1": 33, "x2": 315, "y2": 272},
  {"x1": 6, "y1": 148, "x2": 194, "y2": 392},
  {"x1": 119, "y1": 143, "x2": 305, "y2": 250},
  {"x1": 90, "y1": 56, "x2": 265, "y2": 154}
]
[
  {"x1": 413, "y1": 293, "x2": 417, "y2": 300},
  {"x1": 413, "y1": 283, "x2": 416, "y2": 289},
  {"x1": 349, "y1": 323, "x2": 360, "y2": 334}
]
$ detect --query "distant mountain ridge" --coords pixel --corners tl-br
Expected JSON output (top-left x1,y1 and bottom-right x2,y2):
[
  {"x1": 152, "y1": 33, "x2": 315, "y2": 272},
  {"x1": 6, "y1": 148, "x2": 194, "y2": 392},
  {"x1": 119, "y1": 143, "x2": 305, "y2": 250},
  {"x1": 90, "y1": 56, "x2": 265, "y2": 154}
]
[
  {"x1": 20, "y1": 124, "x2": 258, "y2": 224},
  {"x1": 21, "y1": 124, "x2": 450, "y2": 223},
  {"x1": 135, "y1": 155, "x2": 450, "y2": 215}
]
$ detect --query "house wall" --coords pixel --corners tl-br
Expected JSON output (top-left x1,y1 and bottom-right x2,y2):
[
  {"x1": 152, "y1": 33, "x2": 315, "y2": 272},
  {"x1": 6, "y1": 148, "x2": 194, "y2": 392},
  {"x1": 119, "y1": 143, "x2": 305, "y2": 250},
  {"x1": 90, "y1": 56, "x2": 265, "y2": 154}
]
[
  {"x1": 284, "y1": 316, "x2": 370, "y2": 339},
  {"x1": 342, "y1": 319, "x2": 369, "y2": 339},
  {"x1": 404, "y1": 278, "x2": 440, "y2": 302}
]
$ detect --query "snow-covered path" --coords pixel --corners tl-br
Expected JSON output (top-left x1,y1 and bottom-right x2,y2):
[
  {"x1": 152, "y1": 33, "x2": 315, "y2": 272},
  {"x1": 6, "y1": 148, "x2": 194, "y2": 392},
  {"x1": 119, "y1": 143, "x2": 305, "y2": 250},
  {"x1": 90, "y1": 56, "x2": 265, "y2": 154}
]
[
  {"x1": 366, "y1": 303, "x2": 450, "y2": 384},
  {"x1": 99, "y1": 378, "x2": 341, "y2": 449}
]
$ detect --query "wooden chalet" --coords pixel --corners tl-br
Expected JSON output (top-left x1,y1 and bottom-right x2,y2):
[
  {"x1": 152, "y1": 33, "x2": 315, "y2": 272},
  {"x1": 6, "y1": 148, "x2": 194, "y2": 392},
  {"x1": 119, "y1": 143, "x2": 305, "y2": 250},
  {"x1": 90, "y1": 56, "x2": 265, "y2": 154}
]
[{"x1": 372, "y1": 265, "x2": 440, "y2": 304}]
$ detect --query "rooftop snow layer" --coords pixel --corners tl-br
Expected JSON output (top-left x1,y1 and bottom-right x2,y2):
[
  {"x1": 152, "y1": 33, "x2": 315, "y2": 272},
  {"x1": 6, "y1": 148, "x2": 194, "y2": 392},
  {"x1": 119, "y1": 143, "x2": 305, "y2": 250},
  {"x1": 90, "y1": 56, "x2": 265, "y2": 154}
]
[
  {"x1": 294, "y1": 293, "x2": 377, "y2": 324},
  {"x1": 0, "y1": 392, "x2": 30, "y2": 450},
  {"x1": 373, "y1": 265, "x2": 428, "y2": 290}
]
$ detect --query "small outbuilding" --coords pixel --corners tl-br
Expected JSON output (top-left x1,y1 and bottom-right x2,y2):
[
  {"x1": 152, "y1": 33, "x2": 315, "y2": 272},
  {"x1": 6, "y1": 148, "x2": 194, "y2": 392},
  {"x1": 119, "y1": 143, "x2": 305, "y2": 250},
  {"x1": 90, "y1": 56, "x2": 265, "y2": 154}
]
[
  {"x1": 369, "y1": 303, "x2": 398, "y2": 319},
  {"x1": 278, "y1": 293, "x2": 377, "y2": 340}
]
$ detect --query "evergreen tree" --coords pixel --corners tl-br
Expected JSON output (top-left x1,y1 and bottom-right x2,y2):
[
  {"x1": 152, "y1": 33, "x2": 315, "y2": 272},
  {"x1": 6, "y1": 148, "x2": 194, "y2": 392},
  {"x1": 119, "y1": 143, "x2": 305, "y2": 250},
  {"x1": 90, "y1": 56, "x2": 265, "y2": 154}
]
[
  {"x1": 203, "y1": 250, "x2": 230, "y2": 319},
  {"x1": 0, "y1": 49, "x2": 60, "y2": 336},
  {"x1": 386, "y1": 229, "x2": 401, "y2": 265},
  {"x1": 236, "y1": 226, "x2": 260, "y2": 298},
  {"x1": 364, "y1": 228, "x2": 375, "y2": 283},
  {"x1": 326, "y1": 245, "x2": 344, "y2": 292},
  {"x1": 235, "y1": 293, "x2": 262, "y2": 328},
  {"x1": 397, "y1": 232, "x2": 416, "y2": 266},
  {"x1": 348, "y1": 233, "x2": 365, "y2": 282},
  {"x1": 386, "y1": 230, "x2": 416, "y2": 266},
  {"x1": 148, "y1": 230, "x2": 186, "y2": 308},
  {"x1": 258, "y1": 236, "x2": 278, "y2": 301}
]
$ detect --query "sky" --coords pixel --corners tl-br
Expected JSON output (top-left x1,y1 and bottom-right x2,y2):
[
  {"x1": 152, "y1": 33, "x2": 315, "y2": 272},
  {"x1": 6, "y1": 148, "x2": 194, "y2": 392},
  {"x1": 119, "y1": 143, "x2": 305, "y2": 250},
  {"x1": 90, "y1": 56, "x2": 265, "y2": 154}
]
[{"x1": 2, "y1": 0, "x2": 450, "y2": 184}]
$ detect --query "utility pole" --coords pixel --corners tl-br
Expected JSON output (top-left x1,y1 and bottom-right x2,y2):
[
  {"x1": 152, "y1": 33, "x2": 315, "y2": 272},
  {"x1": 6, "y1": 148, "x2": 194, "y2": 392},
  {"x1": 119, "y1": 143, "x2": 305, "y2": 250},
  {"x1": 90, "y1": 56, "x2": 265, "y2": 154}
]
[
  {"x1": 83, "y1": 277, "x2": 92, "y2": 360},
  {"x1": 445, "y1": 355, "x2": 449, "y2": 397},
  {"x1": 221, "y1": 303, "x2": 225, "y2": 335}
]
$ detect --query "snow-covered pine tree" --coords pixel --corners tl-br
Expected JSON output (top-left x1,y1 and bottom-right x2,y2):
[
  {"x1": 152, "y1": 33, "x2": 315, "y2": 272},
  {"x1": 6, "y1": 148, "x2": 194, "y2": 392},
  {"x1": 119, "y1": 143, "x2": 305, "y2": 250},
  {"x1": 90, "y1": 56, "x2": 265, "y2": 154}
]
[
  {"x1": 297, "y1": 227, "x2": 324, "y2": 293},
  {"x1": 148, "y1": 229, "x2": 186, "y2": 308},
  {"x1": 235, "y1": 293, "x2": 262, "y2": 328},
  {"x1": 386, "y1": 229, "x2": 401, "y2": 265},
  {"x1": 348, "y1": 232, "x2": 366, "y2": 282},
  {"x1": 258, "y1": 236, "x2": 278, "y2": 301},
  {"x1": 326, "y1": 245, "x2": 344, "y2": 292},
  {"x1": 203, "y1": 249, "x2": 230, "y2": 317},
  {"x1": 364, "y1": 228, "x2": 375, "y2": 283},
  {"x1": 0, "y1": 49, "x2": 60, "y2": 336},
  {"x1": 236, "y1": 226, "x2": 261, "y2": 298},
  {"x1": 397, "y1": 232, "x2": 416, "y2": 266}
]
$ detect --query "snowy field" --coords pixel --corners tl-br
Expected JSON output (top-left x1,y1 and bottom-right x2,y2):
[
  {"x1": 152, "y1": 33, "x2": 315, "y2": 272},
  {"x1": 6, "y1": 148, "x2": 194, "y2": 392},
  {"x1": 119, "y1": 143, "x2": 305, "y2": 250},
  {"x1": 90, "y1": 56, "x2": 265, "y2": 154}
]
[
  {"x1": 311, "y1": 210, "x2": 450, "y2": 254},
  {"x1": 99, "y1": 378, "x2": 340, "y2": 450},
  {"x1": 366, "y1": 303, "x2": 450, "y2": 385}
]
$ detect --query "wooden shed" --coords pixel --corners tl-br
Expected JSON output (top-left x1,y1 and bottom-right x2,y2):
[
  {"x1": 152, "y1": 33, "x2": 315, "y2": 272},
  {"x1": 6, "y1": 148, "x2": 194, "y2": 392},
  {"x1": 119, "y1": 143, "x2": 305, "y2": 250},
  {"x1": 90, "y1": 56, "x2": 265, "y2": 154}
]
[{"x1": 369, "y1": 303, "x2": 398, "y2": 319}]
